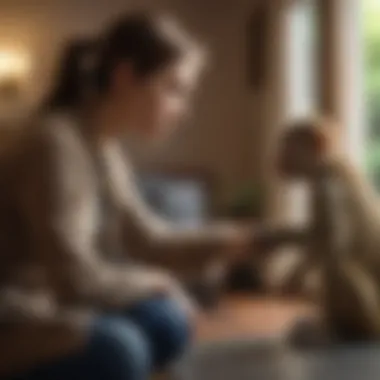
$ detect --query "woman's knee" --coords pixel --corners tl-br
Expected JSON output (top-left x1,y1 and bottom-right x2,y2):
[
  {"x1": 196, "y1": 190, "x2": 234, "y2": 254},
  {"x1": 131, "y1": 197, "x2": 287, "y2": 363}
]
[
  {"x1": 128, "y1": 297, "x2": 192, "y2": 369},
  {"x1": 88, "y1": 317, "x2": 152, "y2": 380}
]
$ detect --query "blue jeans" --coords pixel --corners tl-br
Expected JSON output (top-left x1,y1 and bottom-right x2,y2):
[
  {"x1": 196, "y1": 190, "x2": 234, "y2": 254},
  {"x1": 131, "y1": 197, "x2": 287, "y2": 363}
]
[{"x1": 11, "y1": 297, "x2": 192, "y2": 380}]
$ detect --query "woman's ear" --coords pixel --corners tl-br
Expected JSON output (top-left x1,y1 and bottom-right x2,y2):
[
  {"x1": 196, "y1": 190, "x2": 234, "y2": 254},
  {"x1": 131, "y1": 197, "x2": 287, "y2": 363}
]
[{"x1": 312, "y1": 128, "x2": 330, "y2": 157}]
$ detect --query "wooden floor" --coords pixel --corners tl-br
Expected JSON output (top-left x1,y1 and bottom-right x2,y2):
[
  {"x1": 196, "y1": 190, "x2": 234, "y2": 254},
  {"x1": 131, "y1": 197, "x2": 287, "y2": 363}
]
[{"x1": 195, "y1": 294, "x2": 316, "y2": 342}]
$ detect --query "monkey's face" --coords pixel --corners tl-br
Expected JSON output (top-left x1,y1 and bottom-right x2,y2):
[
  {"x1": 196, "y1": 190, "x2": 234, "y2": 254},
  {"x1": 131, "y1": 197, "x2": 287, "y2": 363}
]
[{"x1": 278, "y1": 134, "x2": 322, "y2": 180}]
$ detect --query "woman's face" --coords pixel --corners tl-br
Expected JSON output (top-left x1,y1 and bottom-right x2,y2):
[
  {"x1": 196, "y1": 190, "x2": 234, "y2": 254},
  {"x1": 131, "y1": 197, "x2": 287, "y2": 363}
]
[{"x1": 113, "y1": 57, "x2": 200, "y2": 140}]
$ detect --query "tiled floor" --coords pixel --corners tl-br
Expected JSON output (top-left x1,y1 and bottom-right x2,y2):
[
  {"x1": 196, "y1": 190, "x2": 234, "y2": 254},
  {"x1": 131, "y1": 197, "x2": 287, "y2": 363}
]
[{"x1": 195, "y1": 294, "x2": 316, "y2": 342}]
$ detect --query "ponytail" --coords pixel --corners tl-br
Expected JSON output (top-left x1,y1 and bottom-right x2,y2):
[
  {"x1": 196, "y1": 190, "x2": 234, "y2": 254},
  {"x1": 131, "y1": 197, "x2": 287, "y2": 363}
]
[{"x1": 43, "y1": 38, "x2": 99, "y2": 112}]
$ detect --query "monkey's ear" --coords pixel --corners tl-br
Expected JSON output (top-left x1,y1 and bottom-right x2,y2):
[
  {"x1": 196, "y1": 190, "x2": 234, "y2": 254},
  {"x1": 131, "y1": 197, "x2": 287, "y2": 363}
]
[
  {"x1": 313, "y1": 128, "x2": 329, "y2": 154},
  {"x1": 312, "y1": 116, "x2": 341, "y2": 157}
]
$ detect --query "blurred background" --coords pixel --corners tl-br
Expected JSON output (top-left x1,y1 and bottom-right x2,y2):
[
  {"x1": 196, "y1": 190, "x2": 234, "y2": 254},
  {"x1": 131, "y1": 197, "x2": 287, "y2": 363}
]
[{"x1": 0, "y1": 1, "x2": 378, "y2": 377}]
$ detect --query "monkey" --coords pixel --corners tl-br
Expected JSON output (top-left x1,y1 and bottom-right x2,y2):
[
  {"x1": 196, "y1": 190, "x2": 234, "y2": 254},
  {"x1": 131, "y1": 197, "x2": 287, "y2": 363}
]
[{"x1": 256, "y1": 116, "x2": 380, "y2": 345}]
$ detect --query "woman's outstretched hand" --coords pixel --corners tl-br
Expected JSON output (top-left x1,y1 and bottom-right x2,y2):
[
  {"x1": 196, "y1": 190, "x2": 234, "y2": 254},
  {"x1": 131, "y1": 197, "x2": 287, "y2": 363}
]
[
  {"x1": 221, "y1": 223, "x2": 299, "y2": 262},
  {"x1": 252, "y1": 226, "x2": 308, "y2": 254}
]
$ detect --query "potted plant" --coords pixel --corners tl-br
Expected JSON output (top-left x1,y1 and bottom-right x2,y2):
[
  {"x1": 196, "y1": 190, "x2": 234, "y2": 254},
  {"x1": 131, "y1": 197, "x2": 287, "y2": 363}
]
[{"x1": 224, "y1": 182, "x2": 264, "y2": 221}]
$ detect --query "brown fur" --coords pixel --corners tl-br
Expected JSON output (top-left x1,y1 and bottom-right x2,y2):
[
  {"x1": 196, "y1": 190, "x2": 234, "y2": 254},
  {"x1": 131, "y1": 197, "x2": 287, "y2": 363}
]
[{"x1": 263, "y1": 117, "x2": 380, "y2": 344}]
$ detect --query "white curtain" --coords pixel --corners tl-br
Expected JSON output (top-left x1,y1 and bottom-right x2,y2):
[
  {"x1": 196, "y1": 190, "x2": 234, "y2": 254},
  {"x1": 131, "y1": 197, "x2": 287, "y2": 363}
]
[
  {"x1": 282, "y1": 0, "x2": 318, "y2": 227},
  {"x1": 341, "y1": 0, "x2": 364, "y2": 166}
]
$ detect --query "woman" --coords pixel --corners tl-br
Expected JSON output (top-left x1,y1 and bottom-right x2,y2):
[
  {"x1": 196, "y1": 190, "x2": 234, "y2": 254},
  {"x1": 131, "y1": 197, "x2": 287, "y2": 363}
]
[{"x1": 0, "y1": 12, "x2": 254, "y2": 380}]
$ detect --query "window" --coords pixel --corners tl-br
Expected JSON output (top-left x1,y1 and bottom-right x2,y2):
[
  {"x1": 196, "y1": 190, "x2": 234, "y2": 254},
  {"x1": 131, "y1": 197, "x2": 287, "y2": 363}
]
[
  {"x1": 363, "y1": 0, "x2": 380, "y2": 188},
  {"x1": 285, "y1": 0, "x2": 318, "y2": 120},
  {"x1": 282, "y1": 0, "x2": 319, "y2": 225}
]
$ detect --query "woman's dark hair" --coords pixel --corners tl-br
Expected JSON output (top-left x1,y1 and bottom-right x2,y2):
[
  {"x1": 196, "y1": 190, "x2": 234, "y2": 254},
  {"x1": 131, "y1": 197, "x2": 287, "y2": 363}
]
[{"x1": 44, "y1": 12, "x2": 203, "y2": 112}]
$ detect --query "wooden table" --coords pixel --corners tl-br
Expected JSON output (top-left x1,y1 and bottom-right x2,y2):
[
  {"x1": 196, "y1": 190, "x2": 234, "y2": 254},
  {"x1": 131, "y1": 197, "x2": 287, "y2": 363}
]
[{"x1": 196, "y1": 294, "x2": 316, "y2": 342}]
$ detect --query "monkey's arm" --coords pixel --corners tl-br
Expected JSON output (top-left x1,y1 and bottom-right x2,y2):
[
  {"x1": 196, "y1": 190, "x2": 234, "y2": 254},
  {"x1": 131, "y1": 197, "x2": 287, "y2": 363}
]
[
  {"x1": 332, "y1": 160, "x2": 380, "y2": 267},
  {"x1": 254, "y1": 225, "x2": 309, "y2": 253}
]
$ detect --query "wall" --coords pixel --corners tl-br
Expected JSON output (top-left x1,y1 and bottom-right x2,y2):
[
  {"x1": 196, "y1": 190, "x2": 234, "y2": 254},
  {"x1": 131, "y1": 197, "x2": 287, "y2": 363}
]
[{"x1": 0, "y1": 0, "x2": 270, "y2": 206}]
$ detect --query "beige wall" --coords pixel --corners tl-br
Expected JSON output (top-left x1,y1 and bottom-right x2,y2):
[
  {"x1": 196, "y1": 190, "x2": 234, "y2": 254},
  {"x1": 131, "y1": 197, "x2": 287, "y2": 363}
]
[{"x1": 0, "y1": 0, "x2": 277, "y2": 206}]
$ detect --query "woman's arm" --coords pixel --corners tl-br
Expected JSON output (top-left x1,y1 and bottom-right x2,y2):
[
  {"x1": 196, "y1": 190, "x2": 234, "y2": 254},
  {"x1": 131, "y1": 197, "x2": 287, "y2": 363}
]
[
  {"x1": 106, "y1": 144, "x2": 251, "y2": 270},
  {"x1": 15, "y1": 126, "x2": 172, "y2": 311},
  {"x1": 121, "y1": 182, "x2": 250, "y2": 270}
]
